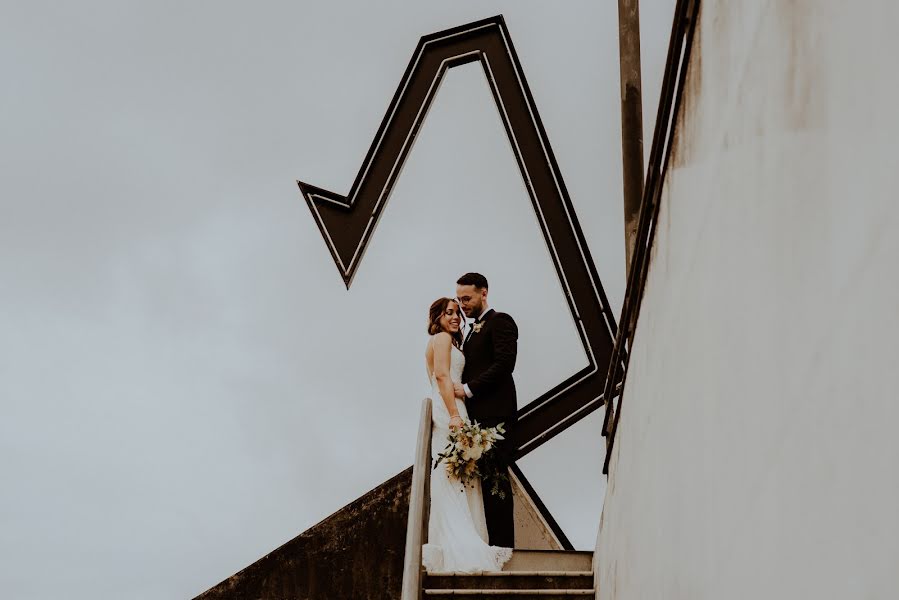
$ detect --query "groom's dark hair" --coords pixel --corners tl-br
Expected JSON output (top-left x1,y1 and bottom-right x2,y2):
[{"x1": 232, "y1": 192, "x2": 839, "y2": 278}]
[{"x1": 457, "y1": 272, "x2": 488, "y2": 289}]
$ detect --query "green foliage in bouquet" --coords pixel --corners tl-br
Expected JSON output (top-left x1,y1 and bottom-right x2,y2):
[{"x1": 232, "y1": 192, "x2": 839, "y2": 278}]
[{"x1": 477, "y1": 449, "x2": 511, "y2": 500}]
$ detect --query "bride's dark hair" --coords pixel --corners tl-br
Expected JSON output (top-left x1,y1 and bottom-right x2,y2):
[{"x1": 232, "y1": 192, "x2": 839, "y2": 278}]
[{"x1": 428, "y1": 297, "x2": 464, "y2": 348}]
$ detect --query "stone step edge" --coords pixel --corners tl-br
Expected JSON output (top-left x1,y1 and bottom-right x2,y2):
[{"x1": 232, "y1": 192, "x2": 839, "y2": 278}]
[
  {"x1": 424, "y1": 590, "x2": 595, "y2": 596},
  {"x1": 509, "y1": 550, "x2": 593, "y2": 555},
  {"x1": 426, "y1": 571, "x2": 593, "y2": 577},
  {"x1": 509, "y1": 549, "x2": 593, "y2": 553}
]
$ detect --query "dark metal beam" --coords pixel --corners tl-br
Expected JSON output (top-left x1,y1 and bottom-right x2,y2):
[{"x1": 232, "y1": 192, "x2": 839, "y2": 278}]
[{"x1": 297, "y1": 15, "x2": 620, "y2": 460}]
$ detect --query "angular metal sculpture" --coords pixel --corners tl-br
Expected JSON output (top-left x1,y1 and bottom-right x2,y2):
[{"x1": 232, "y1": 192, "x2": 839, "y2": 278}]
[{"x1": 298, "y1": 15, "x2": 620, "y2": 456}]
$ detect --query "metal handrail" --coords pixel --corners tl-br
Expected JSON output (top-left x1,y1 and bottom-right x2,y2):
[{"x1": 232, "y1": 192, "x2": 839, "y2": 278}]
[
  {"x1": 400, "y1": 397, "x2": 433, "y2": 600},
  {"x1": 602, "y1": 0, "x2": 701, "y2": 474}
]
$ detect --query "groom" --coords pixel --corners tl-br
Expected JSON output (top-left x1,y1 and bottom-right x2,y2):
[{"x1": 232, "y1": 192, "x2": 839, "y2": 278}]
[{"x1": 453, "y1": 272, "x2": 518, "y2": 548}]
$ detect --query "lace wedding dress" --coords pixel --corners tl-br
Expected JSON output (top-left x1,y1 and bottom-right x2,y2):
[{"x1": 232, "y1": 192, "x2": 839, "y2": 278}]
[{"x1": 422, "y1": 337, "x2": 513, "y2": 573}]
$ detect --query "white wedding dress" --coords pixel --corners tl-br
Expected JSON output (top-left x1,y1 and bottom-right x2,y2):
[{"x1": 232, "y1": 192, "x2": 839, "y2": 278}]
[{"x1": 422, "y1": 338, "x2": 513, "y2": 573}]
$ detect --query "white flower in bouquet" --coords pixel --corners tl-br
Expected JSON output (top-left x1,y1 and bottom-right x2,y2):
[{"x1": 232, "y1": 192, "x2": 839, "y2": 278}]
[
  {"x1": 433, "y1": 418, "x2": 506, "y2": 493},
  {"x1": 462, "y1": 444, "x2": 483, "y2": 462}
]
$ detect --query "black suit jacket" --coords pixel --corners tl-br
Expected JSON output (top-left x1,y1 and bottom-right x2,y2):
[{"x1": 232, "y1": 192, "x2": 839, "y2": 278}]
[{"x1": 461, "y1": 309, "x2": 518, "y2": 424}]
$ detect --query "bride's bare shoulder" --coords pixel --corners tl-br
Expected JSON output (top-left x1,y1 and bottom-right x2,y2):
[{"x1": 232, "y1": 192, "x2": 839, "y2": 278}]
[{"x1": 430, "y1": 331, "x2": 453, "y2": 347}]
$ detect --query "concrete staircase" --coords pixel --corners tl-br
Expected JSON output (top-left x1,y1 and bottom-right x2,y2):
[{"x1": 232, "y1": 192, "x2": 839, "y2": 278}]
[{"x1": 423, "y1": 550, "x2": 595, "y2": 599}]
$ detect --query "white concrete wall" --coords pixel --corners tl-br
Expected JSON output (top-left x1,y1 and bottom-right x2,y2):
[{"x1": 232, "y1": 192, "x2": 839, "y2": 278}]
[{"x1": 597, "y1": 2, "x2": 899, "y2": 599}]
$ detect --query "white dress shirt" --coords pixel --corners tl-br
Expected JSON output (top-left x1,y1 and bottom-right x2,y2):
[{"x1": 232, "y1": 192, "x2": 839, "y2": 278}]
[{"x1": 462, "y1": 304, "x2": 490, "y2": 399}]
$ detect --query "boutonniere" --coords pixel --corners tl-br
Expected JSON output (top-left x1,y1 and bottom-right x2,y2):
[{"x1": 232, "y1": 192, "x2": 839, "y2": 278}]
[{"x1": 472, "y1": 322, "x2": 484, "y2": 334}]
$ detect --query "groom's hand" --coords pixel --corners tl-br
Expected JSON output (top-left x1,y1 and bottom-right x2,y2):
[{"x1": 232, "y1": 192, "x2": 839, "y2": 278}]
[{"x1": 453, "y1": 383, "x2": 466, "y2": 398}]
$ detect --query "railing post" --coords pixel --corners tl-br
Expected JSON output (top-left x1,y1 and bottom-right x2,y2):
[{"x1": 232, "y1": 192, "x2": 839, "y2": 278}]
[
  {"x1": 618, "y1": 0, "x2": 645, "y2": 271},
  {"x1": 602, "y1": 0, "x2": 701, "y2": 476},
  {"x1": 400, "y1": 398, "x2": 433, "y2": 600}
]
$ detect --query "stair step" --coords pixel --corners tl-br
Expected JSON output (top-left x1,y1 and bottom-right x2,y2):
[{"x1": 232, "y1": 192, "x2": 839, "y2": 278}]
[
  {"x1": 425, "y1": 572, "x2": 593, "y2": 591},
  {"x1": 424, "y1": 590, "x2": 594, "y2": 599},
  {"x1": 501, "y1": 550, "x2": 593, "y2": 572}
]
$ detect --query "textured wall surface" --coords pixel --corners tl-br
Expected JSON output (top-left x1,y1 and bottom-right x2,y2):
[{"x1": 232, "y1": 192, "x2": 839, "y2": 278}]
[
  {"x1": 195, "y1": 468, "x2": 413, "y2": 600},
  {"x1": 194, "y1": 465, "x2": 560, "y2": 599},
  {"x1": 597, "y1": 1, "x2": 899, "y2": 599}
]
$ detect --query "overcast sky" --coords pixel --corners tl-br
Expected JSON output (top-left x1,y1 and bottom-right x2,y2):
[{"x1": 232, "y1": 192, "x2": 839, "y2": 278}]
[{"x1": 1, "y1": 1, "x2": 675, "y2": 598}]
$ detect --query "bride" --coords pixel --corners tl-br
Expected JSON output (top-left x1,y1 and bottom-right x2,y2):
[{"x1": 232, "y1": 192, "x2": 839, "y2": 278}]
[{"x1": 421, "y1": 297, "x2": 513, "y2": 573}]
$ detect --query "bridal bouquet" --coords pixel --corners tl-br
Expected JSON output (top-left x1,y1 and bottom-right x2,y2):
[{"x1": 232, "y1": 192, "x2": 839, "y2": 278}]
[{"x1": 434, "y1": 420, "x2": 509, "y2": 498}]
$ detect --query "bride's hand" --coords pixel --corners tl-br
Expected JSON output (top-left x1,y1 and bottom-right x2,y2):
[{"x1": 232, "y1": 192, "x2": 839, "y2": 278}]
[{"x1": 449, "y1": 414, "x2": 463, "y2": 430}]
